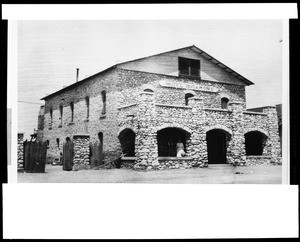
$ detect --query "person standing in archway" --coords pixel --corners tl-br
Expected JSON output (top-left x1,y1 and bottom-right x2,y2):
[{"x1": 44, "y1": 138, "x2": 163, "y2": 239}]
[{"x1": 176, "y1": 139, "x2": 185, "y2": 157}]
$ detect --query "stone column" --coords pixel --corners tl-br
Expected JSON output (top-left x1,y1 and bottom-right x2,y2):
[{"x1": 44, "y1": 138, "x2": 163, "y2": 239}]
[
  {"x1": 228, "y1": 102, "x2": 246, "y2": 166},
  {"x1": 188, "y1": 97, "x2": 207, "y2": 167},
  {"x1": 263, "y1": 106, "x2": 281, "y2": 164},
  {"x1": 134, "y1": 91, "x2": 158, "y2": 170},
  {"x1": 72, "y1": 134, "x2": 90, "y2": 170},
  {"x1": 17, "y1": 133, "x2": 24, "y2": 169}
]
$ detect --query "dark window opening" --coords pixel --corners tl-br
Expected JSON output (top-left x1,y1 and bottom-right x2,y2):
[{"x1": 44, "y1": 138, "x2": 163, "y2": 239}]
[
  {"x1": 206, "y1": 129, "x2": 231, "y2": 164},
  {"x1": 50, "y1": 109, "x2": 53, "y2": 127},
  {"x1": 245, "y1": 131, "x2": 266, "y2": 155},
  {"x1": 70, "y1": 102, "x2": 74, "y2": 122},
  {"x1": 46, "y1": 140, "x2": 49, "y2": 148},
  {"x1": 85, "y1": 97, "x2": 90, "y2": 119},
  {"x1": 178, "y1": 57, "x2": 200, "y2": 77},
  {"x1": 56, "y1": 138, "x2": 60, "y2": 148},
  {"x1": 98, "y1": 132, "x2": 103, "y2": 144},
  {"x1": 221, "y1": 97, "x2": 229, "y2": 109},
  {"x1": 157, "y1": 128, "x2": 190, "y2": 157},
  {"x1": 118, "y1": 129, "x2": 135, "y2": 157},
  {"x1": 59, "y1": 105, "x2": 63, "y2": 125},
  {"x1": 101, "y1": 91, "x2": 106, "y2": 115},
  {"x1": 185, "y1": 93, "x2": 194, "y2": 106},
  {"x1": 66, "y1": 137, "x2": 71, "y2": 143},
  {"x1": 144, "y1": 88, "x2": 154, "y2": 92}
]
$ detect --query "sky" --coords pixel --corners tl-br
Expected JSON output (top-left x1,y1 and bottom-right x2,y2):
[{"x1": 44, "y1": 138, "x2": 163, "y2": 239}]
[{"x1": 18, "y1": 20, "x2": 283, "y2": 139}]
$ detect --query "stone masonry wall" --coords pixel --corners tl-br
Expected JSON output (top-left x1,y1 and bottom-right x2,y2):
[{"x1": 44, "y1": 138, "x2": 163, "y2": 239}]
[
  {"x1": 17, "y1": 133, "x2": 24, "y2": 169},
  {"x1": 43, "y1": 68, "x2": 122, "y2": 164},
  {"x1": 72, "y1": 134, "x2": 90, "y2": 170},
  {"x1": 42, "y1": 67, "x2": 281, "y2": 170}
]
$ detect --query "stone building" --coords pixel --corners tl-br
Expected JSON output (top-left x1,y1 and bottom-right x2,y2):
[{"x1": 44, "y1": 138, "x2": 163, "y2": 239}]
[{"x1": 38, "y1": 45, "x2": 281, "y2": 170}]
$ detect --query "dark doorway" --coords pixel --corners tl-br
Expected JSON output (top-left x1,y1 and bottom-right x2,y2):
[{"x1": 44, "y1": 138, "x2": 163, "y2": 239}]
[
  {"x1": 118, "y1": 129, "x2": 135, "y2": 157},
  {"x1": 206, "y1": 129, "x2": 229, "y2": 164},
  {"x1": 245, "y1": 131, "x2": 266, "y2": 155},
  {"x1": 157, "y1": 128, "x2": 190, "y2": 157}
]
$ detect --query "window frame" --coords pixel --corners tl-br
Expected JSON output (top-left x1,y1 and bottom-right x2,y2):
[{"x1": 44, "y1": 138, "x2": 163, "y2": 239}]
[{"x1": 178, "y1": 57, "x2": 200, "y2": 77}]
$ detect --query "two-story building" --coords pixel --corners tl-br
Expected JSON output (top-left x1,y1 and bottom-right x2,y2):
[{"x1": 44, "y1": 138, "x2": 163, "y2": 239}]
[{"x1": 38, "y1": 45, "x2": 281, "y2": 170}]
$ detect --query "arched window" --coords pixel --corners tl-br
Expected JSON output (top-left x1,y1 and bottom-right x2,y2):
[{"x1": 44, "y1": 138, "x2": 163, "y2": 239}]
[
  {"x1": 221, "y1": 98, "x2": 229, "y2": 109},
  {"x1": 46, "y1": 140, "x2": 50, "y2": 148},
  {"x1": 185, "y1": 93, "x2": 194, "y2": 106},
  {"x1": 85, "y1": 97, "x2": 90, "y2": 119},
  {"x1": 144, "y1": 88, "x2": 154, "y2": 93},
  {"x1": 245, "y1": 131, "x2": 267, "y2": 155},
  {"x1": 101, "y1": 91, "x2": 106, "y2": 115},
  {"x1": 98, "y1": 132, "x2": 103, "y2": 144},
  {"x1": 56, "y1": 138, "x2": 60, "y2": 148}
]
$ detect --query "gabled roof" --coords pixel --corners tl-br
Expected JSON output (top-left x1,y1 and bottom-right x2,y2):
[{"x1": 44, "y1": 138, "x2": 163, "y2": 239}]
[
  {"x1": 41, "y1": 45, "x2": 253, "y2": 100},
  {"x1": 116, "y1": 45, "x2": 253, "y2": 85}
]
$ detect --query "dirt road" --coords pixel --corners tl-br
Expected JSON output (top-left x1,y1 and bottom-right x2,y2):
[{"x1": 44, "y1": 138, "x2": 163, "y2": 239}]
[{"x1": 18, "y1": 164, "x2": 282, "y2": 184}]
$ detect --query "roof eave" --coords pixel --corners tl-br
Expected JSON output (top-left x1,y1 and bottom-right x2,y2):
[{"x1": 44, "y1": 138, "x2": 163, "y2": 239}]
[{"x1": 41, "y1": 65, "x2": 116, "y2": 100}]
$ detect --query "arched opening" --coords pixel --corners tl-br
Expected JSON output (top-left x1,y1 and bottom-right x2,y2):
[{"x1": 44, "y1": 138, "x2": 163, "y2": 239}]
[
  {"x1": 56, "y1": 138, "x2": 60, "y2": 148},
  {"x1": 144, "y1": 88, "x2": 154, "y2": 93},
  {"x1": 185, "y1": 93, "x2": 194, "y2": 106},
  {"x1": 118, "y1": 129, "x2": 135, "y2": 157},
  {"x1": 157, "y1": 127, "x2": 190, "y2": 157},
  {"x1": 98, "y1": 132, "x2": 103, "y2": 144},
  {"x1": 245, "y1": 131, "x2": 267, "y2": 155},
  {"x1": 221, "y1": 97, "x2": 229, "y2": 109},
  {"x1": 206, "y1": 129, "x2": 231, "y2": 164}
]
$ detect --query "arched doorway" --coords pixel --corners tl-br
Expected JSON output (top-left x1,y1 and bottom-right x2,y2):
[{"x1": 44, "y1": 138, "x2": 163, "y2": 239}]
[
  {"x1": 157, "y1": 127, "x2": 190, "y2": 157},
  {"x1": 206, "y1": 129, "x2": 231, "y2": 164},
  {"x1": 118, "y1": 129, "x2": 136, "y2": 157},
  {"x1": 245, "y1": 131, "x2": 267, "y2": 155}
]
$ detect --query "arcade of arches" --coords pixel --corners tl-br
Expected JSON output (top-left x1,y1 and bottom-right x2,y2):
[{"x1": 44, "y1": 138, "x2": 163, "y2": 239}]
[{"x1": 118, "y1": 127, "x2": 270, "y2": 164}]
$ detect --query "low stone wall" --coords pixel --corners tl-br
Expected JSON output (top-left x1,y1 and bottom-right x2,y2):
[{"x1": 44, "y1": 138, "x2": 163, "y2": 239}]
[
  {"x1": 157, "y1": 157, "x2": 203, "y2": 170},
  {"x1": 17, "y1": 133, "x2": 24, "y2": 169},
  {"x1": 245, "y1": 156, "x2": 272, "y2": 166}
]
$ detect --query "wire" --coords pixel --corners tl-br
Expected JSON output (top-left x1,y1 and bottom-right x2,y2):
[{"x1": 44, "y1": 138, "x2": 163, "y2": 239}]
[{"x1": 18, "y1": 100, "x2": 43, "y2": 105}]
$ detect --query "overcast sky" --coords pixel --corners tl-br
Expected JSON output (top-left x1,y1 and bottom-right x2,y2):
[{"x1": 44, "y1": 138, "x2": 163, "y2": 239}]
[{"x1": 18, "y1": 20, "x2": 283, "y2": 139}]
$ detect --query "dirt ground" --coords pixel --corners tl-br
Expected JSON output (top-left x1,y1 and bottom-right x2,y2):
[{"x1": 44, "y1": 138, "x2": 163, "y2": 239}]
[{"x1": 18, "y1": 164, "x2": 282, "y2": 184}]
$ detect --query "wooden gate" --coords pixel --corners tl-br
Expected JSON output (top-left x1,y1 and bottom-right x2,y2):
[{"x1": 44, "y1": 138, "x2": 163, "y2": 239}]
[
  {"x1": 90, "y1": 140, "x2": 103, "y2": 168},
  {"x1": 24, "y1": 141, "x2": 47, "y2": 173},
  {"x1": 62, "y1": 141, "x2": 74, "y2": 171}
]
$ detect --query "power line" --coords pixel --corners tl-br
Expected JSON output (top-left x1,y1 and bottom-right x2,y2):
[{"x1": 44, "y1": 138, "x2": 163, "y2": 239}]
[{"x1": 18, "y1": 100, "x2": 43, "y2": 105}]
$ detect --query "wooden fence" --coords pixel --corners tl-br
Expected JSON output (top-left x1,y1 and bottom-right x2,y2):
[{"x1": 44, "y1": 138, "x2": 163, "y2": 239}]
[{"x1": 24, "y1": 141, "x2": 47, "y2": 173}]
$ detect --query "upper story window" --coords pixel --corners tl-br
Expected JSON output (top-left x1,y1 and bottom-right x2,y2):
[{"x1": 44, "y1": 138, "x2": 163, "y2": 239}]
[
  {"x1": 59, "y1": 105, "x2": 63, "y2": 126},
  {"x1": 85, "y1": 97, "x2": 90, "y2": 119},
  {"x1": 49, "y1": 108, "x2": 53, "y2": 128},
  {"x1": 101, "y1": 91, "x2": 106, "y2": 115},
  {"x1": 178, "y1": 57, "x2": 200, "y2": 77},
  {"x1": 221, "y1": 97, "x2": 229, "y2": 109},
  {"x1": 70, "y1": 102, "x2": 74, "y2": 122}
]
